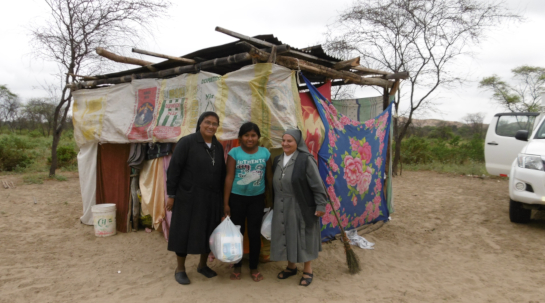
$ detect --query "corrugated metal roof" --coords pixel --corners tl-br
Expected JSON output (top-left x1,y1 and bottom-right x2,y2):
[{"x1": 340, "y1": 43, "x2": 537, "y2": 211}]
[{"x1": 98, "y1": 34, "x2": 341, "y2": 81}]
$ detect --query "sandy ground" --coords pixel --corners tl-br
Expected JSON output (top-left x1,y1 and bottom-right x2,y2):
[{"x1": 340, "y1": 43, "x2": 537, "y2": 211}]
[{"x1": 1, "y1": 171, "x2": 545, "y2": 303}]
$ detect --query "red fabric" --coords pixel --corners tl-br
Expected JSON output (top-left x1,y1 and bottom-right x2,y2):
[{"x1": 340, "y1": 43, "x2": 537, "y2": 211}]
[
  {"x1": 299, "y1": 81, "x2": 331, "y2": 160},
  {"x1": 96, "y1": 144, "x2": 131, "y2": 233}
]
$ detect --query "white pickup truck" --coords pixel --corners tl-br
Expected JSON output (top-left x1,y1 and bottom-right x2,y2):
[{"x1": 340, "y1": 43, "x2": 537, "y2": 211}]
[{"x1": 485, "y1": 111, "x2": 544, "y2": 223}]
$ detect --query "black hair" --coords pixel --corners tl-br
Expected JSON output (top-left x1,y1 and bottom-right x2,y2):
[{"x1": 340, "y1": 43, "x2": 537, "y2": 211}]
[
  {"x1": 238, "y1": 122, "x2": 261, "y2": 138},
  {"x1": 195, "y1": 111, "x2": 220, "y2": 132}
]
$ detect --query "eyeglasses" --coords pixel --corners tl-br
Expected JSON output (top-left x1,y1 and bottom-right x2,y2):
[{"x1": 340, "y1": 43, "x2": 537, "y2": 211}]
[{"x1": 203, "y1": 120, "x2": 219, "y2": 128}]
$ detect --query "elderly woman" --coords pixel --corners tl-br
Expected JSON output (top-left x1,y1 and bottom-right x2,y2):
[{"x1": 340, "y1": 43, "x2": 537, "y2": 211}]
[
  {"x1": 166, "y1": 111, "x2": 226, "y2": 285},
  {"x1": 271, "y1": 129, "x2": 327, "y2": 287}
]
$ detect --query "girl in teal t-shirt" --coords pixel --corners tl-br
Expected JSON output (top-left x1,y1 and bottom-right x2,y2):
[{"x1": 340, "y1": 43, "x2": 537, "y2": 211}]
[{"x1": 223, "y1": 122, "x2": 271, "y2": 282}]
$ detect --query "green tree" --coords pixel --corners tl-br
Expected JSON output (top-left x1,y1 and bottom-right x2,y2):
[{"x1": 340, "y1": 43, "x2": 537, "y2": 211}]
[
  {"x1": 480, "y1": 65, "x2": 545, "y2": 112},
  {"x1": 0, "y1": 85, "x2": 20, "y2": 132}
]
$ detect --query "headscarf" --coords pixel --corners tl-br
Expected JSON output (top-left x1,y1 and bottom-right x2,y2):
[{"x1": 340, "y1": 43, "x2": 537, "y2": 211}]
[
  {"x1": 195, "y1": 111, "x2": 220, "y2": 132},
  {"x1": 283, "y1": 129, "x2": 312, "y2": 158}
]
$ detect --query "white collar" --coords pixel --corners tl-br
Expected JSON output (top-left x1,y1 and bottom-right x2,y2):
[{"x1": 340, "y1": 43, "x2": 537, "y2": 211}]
[{"x1": 283, "y1": 152, "x2": 294, "y2": 167}]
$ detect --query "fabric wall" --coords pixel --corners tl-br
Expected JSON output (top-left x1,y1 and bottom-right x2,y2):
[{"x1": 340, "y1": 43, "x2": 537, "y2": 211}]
[
  {"x1": 139, "y1": 157, "x2": 166, "y2": 231},
  {"x1": 96, "y1": 144, "x2": 131, "y2": 233},
  {"x1": 71, "y1": 63, "x2": 303, "y2": 149},
  {"x1": 78, "y1": 143, "x2": 98, "y2": 225},
  {"x1": 301, "y1": 75, "x2": 392, "y2": 241}
]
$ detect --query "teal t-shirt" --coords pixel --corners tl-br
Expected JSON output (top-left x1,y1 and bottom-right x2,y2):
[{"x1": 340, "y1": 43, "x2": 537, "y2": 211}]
[{"x1": 228, "y1": 146, "x2": 271, "y2": 196}]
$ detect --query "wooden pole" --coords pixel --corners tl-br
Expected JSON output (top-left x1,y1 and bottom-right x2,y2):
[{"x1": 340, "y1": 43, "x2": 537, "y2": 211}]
[
  {"x1": 384, "y1": 71, "x2": 410, "y2": 80},
  {"x1": 131, "y1": 48, "x2": 196, "y2": 64},
  {"x1": 242, "y1": 42, "x2": 392, "y2": 88},
  {"x1": 96, "y1": 47, "x2": 156, "y2": 71},
  {"x1": 72, "y1": 51, "x2": 254, "y2": 88}
]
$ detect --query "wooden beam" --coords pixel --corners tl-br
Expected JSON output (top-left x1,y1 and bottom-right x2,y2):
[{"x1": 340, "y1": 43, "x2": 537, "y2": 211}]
[
  {"x1": 333, "y1": 57, "x2": 360, "y2": 70},
  {"x1": 131, "y1": 48, "x2": 196, "y2": 64},
  {"x1": 243, "y1": 43, "x2": 392, "y2": 88},
  {"x1": 96, "y1": 47, "x2": 156, "y2": 71},
  {"x1": 72, "y1": 52, "x2": 253, "y2": 89}
]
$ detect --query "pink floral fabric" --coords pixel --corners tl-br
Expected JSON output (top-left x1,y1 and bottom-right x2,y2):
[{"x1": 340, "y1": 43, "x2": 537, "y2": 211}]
[{"x1": 302, "y1": 75, "x2": 392, "y2": 240}]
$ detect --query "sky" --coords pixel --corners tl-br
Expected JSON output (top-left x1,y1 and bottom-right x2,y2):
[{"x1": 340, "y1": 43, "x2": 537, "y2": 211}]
[{"x1": 1, "y1": 0, "x2": 545, "y2": 124}]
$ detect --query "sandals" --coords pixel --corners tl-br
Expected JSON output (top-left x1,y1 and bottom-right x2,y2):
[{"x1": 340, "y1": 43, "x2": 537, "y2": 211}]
[
  {"x1": 277, "y1": 266, "x2": 297, "y2": 279},
  {"x1": 230, "y1": 270, "x2": 242, "y2": 280},
  {"x1": 299, "y1": 272, "x2": 314, "y2": 287},
  {"x1": 251, "y1": 272, "x2": 264, "y2": 282}
]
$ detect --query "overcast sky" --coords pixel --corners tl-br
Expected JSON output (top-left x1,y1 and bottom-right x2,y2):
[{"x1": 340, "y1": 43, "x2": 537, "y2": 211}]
[{"x1": 2, "y1": 0, "x2": 545, "y2": 124}]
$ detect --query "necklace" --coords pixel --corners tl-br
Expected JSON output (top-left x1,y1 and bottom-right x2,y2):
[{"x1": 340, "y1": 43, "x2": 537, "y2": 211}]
[{"x1": 205, "y1": 145, "x2": 215, "y2": 166}]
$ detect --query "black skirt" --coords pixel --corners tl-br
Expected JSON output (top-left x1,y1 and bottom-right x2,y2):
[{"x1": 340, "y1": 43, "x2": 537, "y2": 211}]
[{"x1": 167, "y1": 185, "x2": 223, "y2": 255}]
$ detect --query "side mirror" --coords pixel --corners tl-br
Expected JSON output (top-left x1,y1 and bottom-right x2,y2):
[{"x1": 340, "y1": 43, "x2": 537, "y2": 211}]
[{"x1": 515, "y1": 130, "x2": 529, "y2": 141}]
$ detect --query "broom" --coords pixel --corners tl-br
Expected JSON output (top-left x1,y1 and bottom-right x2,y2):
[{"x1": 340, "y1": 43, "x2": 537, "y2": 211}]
[{"x1": 322, "y1": 183, "x2": 361, "y2": 275}]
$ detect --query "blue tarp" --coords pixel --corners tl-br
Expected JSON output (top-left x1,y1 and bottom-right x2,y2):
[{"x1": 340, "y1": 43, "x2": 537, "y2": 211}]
[{"x1": 301, "y1": 75, "x2": 392, "y2": 241}]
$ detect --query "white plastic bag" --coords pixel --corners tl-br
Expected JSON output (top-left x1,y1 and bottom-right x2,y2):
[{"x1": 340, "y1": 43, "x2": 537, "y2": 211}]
[
  {"x1": 346, "y1": 229, "x2": 375, "y2": 249},
  {"x1": 261, "y1": 209, "x2": 273, "y2": 240},
  {"x1": 209, "y1": 216, "x2": 243, "y2": 264}
]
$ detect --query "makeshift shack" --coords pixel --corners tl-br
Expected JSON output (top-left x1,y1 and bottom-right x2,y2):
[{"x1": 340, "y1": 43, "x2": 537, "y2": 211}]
[{"x1": 69, "y1": 27, "x2": 406, "y2": 239}]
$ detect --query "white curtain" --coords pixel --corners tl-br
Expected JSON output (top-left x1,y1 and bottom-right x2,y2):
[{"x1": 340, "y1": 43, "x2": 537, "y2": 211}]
[{"x1": 78, "y1": 143, "x2": 98, "y2": 225}]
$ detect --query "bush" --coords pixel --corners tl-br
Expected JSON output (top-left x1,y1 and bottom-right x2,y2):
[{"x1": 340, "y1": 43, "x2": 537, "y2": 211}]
[
  {"x1": 401, "y1": 135, "x2": 484, "y2": 165},
  {"x1": 48, "y1": 145, "x2": 77, "y2": 167},
  {"x1": 0, "y1": 135, "x2": 35, "y2": 171},
  {"x1": 28, "y1": 130, "x2": 43, "y2": 138}
]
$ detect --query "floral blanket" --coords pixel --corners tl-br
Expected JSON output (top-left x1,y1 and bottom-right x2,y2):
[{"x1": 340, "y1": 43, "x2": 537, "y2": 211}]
[{"x1": 301, "y1": 75, "x2": 392, "y2": 241}]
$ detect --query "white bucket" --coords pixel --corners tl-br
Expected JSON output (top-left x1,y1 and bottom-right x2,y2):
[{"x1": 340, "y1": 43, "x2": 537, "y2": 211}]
[{"x1": 92, "y1": 203, "x2": 117, "y2": 237}]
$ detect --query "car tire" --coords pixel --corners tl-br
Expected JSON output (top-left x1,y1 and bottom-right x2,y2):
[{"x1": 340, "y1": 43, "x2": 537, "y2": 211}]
[{"x1": 509, "y1": 199, "x2": 531, "y2": 223}]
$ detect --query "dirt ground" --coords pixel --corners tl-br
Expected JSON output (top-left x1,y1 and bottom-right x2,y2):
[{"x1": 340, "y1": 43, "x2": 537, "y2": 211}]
[{"x1": 1, "y1": 171, "x2": 544, "y2": 303}]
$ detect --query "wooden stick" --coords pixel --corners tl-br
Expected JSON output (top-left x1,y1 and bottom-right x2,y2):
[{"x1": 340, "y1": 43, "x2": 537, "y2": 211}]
[
  {"x1": 243, "y1": 42, "x2": 392, "y2": 88},
  {"x1": 266, "y1": 45, "x2": 277, "y2": 63},
  {"x1": 333, "y1": 57, "x2": 360, "y2": 71},
  {"x1": 96, "y1": 47, "x2": 156, "y2": 71},
  {"x1": 132, "y1": 48, "x2": 196, "y2": 64}
]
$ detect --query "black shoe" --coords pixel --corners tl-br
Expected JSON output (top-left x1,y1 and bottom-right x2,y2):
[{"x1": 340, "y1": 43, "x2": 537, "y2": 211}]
[
  {"x1": 175, "y1": 271, "x2": 190, "y2": 285},
  {"x1": 197, "y1": 266, "x2": 217, "y2": 278}
]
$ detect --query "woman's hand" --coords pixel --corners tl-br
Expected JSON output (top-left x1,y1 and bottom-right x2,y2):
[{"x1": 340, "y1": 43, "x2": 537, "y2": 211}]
[
  {"x1": 315, "y1": 211, "x2": 325, "y2": 217},
  {"x1": 224, "y1": 205, "x2": 231, "y2": 218},
  {"x1": 166, "y1": 197, "x2": 174, "y2": 211}
]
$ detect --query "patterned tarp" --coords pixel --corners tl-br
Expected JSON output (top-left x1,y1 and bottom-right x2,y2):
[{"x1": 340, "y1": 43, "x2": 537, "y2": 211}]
[
  {"x1": 301, "y1": 75, "x2": 392, "y2": 241},
  {"x1": 72, "y1": 63, "x2": 303, "y2": 149}
]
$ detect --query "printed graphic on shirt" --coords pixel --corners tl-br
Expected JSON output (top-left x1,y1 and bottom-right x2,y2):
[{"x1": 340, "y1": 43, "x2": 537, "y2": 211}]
[{"x1": 235, "y1": 159, "x2": 266, "y2": 186}]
